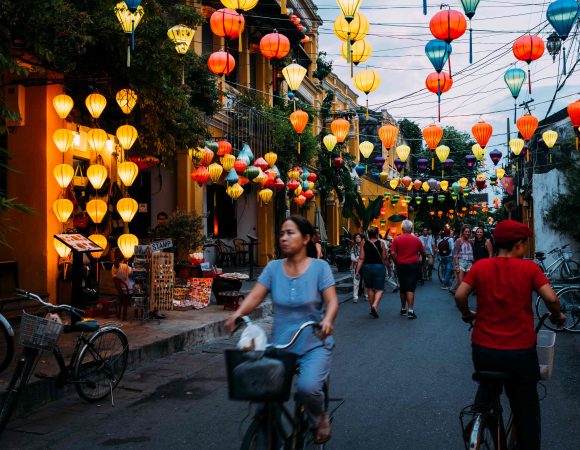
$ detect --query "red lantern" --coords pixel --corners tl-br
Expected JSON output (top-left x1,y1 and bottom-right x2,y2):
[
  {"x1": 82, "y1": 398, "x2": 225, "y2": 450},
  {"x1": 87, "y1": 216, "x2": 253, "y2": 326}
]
[
  {"x1": 260, "y1": 31, "x2": 290, "y2": 91},
  {"x1": 471, "y1": 120, "x2": 493, "y2": 149},
  {"x1": 516, "y1": 114, "x2": 538, "y2": 141},
  {"x1": 303, "y1": 189, "x2": 314, "y2": 200},
  {"x1": 422, "y1": 124, "x2": 443, "y2": 150},
  {"x1": 290, "y1": 109, "x2": 309, "y2": 154},
  {"x1": 378, "y1": 124, "x2": 399, "y2": 150},
  {"x1": 208, "y1": 51, "x2": 236, "y2": 76},
  {"x1": 254, "y1": 157, "x2": 268, "y2": 171},
  {"x1": 210, "y1": 8, "x2": 245, "y2": 42},
  {"x1": 287, "y1": 178, "x2": 300, "y2": 191},
  {"x1": 294, "y1": 195, "x2": 307, "y2": 207},
  {"x1": 290, "y1": 15, "x2": 300, "y2": 25},
  {"x1": 567, "y1": 100, "x2": 580, "y2": 149},
  {"x1": 234, "y1": 159, "x2": 247, "y2": 173},
  {"x1": 429, "y1": 9, "x2": 466, "y2": 76},
  {"x1": 273, "y1": 178, "x2": 285, "y2": 191},
  {"x1": 380, "y1": 207, "x2": 387, "y2": 215},
  {"x1": 512, "y1": 35, "x2": 544, "y2": 94},
  {"x1": 425, "y1": 72, "x2": 452, "y2": 122},
  {"x1": 191, "y1": 166, "x2": 210, "y2": 186},
  {"x1": 201, "y1": 148, "x2": 214, "y2": 166},
  {"x1": 217, "y1": 139, "x2": 232, "y2": 156},
  {"x1": 331, "y1": 118, "x2": 350, "y2": 144},
  {"x1": 238, "y1": 175, "x2": 250, "y2": 186},
  {"x1": 307, "y1": 172, "x2": 317, "y2": 182},
  {"x1": 333, "y1": 156, "x2": 343, "y2": 169}
]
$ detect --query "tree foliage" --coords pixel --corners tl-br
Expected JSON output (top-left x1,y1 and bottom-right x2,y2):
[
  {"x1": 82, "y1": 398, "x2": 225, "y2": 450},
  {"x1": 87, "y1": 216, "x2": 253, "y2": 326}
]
[
  {"x1": 313, "y1": 51, "x2": 333, "y2": 83},
  {"x1": 342, "y1": 192, "x2": 383, "y2": 232},
  {"x1": 398, "y1": 118, "x2": 422, "y2": 154}
]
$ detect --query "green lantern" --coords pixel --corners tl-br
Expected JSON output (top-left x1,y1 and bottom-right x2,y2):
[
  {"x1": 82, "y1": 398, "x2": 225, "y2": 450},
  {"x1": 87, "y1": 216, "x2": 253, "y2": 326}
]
[
  {"x1": 451, "y1": 181, "x2": 461, "y2": 194},
  {"x1": 404, "y1": 195, "x2": 412, "y2": 203},
  {"x1": 380, "y1": 219, "x2": 387, "y2": 227},
  {"x1": 463, "y1": 191, "x2": 470, "y2": 197},
  {"x1": 438, "y1": 194, "x2": 446, "y2": 202},
  {"x1": 390, "y1": 198, "x2": 398, "y2": 205},
  {"x1": 451, "y1": 192, "x2": 458, "y2": 201},
  {"x1": 383, "y1": 192, "x2": 391, "y2": 200},
  {"x1": 415, "y1": 196, "x2": 422, "y2": 205},
  {"x1": 205, "y1": 140, "x2": 219, "y2": 153},
  {"x1": 427, "y1": 195, "x2": 434, "y2": 204},
  {"x1": 393, "y1": 194, "x2": 401, "y2": 201}
]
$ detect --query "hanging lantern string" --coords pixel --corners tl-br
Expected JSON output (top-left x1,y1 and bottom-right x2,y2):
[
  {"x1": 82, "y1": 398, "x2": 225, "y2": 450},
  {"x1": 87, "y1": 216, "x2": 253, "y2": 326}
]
[{"x1": 469, "y1": 19, "x2": 473, "y2": 64}]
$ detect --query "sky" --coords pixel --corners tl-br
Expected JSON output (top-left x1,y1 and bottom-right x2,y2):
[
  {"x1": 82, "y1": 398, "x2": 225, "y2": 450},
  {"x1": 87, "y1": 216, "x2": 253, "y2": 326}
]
[{"x1": 313, "y1": 0, "x2": 580, "y2": 161}]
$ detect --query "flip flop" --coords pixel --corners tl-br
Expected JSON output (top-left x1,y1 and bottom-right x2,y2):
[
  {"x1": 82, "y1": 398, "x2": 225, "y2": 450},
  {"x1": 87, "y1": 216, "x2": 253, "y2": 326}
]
[{"x1": 314, "y1": 414, "x2": 331, "y2": 444}]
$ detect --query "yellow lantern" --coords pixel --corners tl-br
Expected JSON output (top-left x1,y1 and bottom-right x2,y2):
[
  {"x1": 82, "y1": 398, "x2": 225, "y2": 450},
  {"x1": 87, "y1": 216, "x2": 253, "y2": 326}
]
[
  {"x1": 472, "y1": 144, "x2": 485, "y2": 160},
  {"x1": 440, "y1": 180, "x2": 449, "y2": 191},
  {"x1": 323, "y1": 134, "x2": 338, "y2": 152},
  {"x1": 86, "y1": 199, "x2": 107, "y2": 224},
  {"x1": 333, "y1": 13, "x2": 369, "y2": 43},
  {"x1": 288, "y1": 168, "x2": 301, "y2": 180},
  {"x1": 341, "y1": 39, "x2": 372, "y2": 65},
  {"x1": 264, "y1": 151, "x2": 278, "y2": 168},
  {"x1": 87, "y1": 164, "x2": 108, "y2": 190},
  {"x1": 116, "y1": 89, "x2": 138, "y2": 115},
  {"x1": 258, "y1": 188, "x2": 274, "y2": 205},
  {"x1": 389, "y1": 178, "x2": 400, "y2": 190},
  {"x1": 336, "y1": 0, "x2": 363, "y2": 22},
  {"x1": 542, "y1": 130, "x2": 558, "y2": 149},
  {"x1": 435, "y1": 145, "x2": 450, "y2": 163},
  {"x1": 422, "y1": 181, "x2": 430, "y2": 192},
  {"x1": 208, "y1": 162, "x2": 223, "y2": 182},
  {"x1": 496, "y1": 168, "x2": 506, "y2": 180},
  {"x1": 509, "y1": 138, "x2": 524, "y2": 156},
  {"x1": 253, "y1": 170, "x2": 266, "y2": 185},
  {"x1": 221, "y1": 154, "x2": 236, "y2": 172},
  {"x1": 114, "y1": 2, "x2": 145, "y2": 34},
  {"x1": 294, "y1": 184, "x2": 303, "y2": 196},
  {"x1": 379, "y1": 172, "x2": 389, "y2": 184},
  {"x1": 85, "y1": 93, "x2": 107, "y2": 119},
  {"x1": 53, "y1": 94, "x2": 74, "y2": 119},
  {"x1": 116, "y1": 124, "x2": 138, "y2": 151},
  {"x1": 117, "y1": 197, "x2": 138, "y2": 223},
  {"x1": 53, "y1": 238, "x2": 72, "y2": 258},
  {"x1": 118, "y1": 161, "x2": 139, "y2": 186},
  {"x1": 227, "y1": 183, "x2": 244, "y2": 200},
  {"x1": 167, "y1": 24, "x2": 195, "y2": 55},
  {"x1": 87, "y1": 128, "x2": 108, "y2": 153},
  {"x1": 88, "y1": 233, "x2": 108, "y2": 259},
  {"x1": 353, "y1": 69, "x2": 381, "y2": 118},
  {"x1": 53, "y1": 128, "x2": 74, "y2": 153},
  {"x1": 282, "y1": 63, "x2": 307, "y2": 92},
  {"x1": 220, "y1": 0, "x2": 259, "y2": 11},
  {"x1": 53, "y1": 164, "x2": 74, "y2": 189},
  {"x1": 395, "y1": 145, "x2": 411, "y2": 162},
  {"x1": 359, "y1": 141, "x2": 374, "y2": 159},
  {"x1": 53, "y1": 199, "x2": 74, "y2": 223},
  {"x1": 118, "y1": 233, "x2": 139, "y2": 259},
  {"x1": 459, "y1": 177, "x2": 469, "y2": 189},
  {"x1": 308, "y1": 181, "x2": 315, "y2": 190}
]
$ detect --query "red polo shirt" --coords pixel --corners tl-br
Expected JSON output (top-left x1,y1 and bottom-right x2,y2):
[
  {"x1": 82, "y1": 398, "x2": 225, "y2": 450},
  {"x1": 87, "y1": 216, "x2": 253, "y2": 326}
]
[
  {"x1": 391, "y1": 233, "x2": 425, "y2": 265},
  {"x1": 463, "y1": 257, "x2": 549, "y2": 350}
]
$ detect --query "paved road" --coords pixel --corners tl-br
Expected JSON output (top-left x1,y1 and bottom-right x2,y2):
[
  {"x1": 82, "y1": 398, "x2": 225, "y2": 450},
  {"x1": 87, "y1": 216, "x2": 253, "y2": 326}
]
[{"x1": 2, "y1": 281, "x2": 580, "y2": 450}]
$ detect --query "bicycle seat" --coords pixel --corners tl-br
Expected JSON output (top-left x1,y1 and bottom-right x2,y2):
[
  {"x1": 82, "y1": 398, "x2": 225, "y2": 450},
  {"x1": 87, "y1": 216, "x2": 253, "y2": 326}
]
[
  {"x1": 68, "y1": 320, "x2": 100, "y2": 333},
  {"x1": 472, "y1": 371, "x2": 509, "y2": 383},
  {"x1": 535, "y1": 252, "x2": 545, "y2": 261}
]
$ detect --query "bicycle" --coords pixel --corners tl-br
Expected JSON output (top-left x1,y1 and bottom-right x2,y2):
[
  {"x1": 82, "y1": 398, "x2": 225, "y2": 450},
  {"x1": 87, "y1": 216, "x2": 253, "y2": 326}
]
[
  {"x1": 0, "y1": 306, "x2": 14, "y2": 375},
  {"x1": 534, "y1": 244, "x2": 580, "y2": 282},
  {"x1": 459, "y1": 314, "x2": 554, "y2": 450},
  {"x1": 437, "y1": 256, "x2": 457, "y2": 288},
  {"x1": 0, "y1": 289, "x2": 129, "y2": 432},
  {"x1": 225, "y1": 318, "x2": 342, "y2": 450},
  {"x1": 535, "y1": 284, "x2": 580, "y2": 333}
]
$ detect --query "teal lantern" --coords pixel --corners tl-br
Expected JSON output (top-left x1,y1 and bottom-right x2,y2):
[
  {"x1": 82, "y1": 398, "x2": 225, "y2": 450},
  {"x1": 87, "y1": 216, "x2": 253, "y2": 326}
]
[
  {"x1": 425, "y1": 39, "x2": 452, "y2": 73},
  {"x1": 451, "y1": 181, "x2": 461, "y2": 194},
  {"x1": 460, "y1": 0, "x2": 481, "y2": 63},
  {"x1": 451, "y1": 192, "x2": 458, "y2": 201},
  {"x1": 504, "y1": 68, "x2": 526, "y2": 123},
  {"x1": 239, "y1": 143, "x2": 254, "y2": 164},
  {"x1": 225, "y1": 168, "x2": 239, "y2": 185},
  {"x1": 546, "y1": 0, "x2": 580, "y2": 75}
]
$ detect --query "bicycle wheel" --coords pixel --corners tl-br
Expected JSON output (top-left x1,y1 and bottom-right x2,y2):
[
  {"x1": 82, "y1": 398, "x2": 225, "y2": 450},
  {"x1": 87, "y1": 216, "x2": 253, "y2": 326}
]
[
  {"x1": 438, "y1": 262, "x2": 445, "y2": 284},
  {"x1": 469, "y1": 413, "x2": 499, "y2": 450},
  {"x1": 535, "y1": 295, "x2": 564, "y2": 332},
  {"x1": 74, "y1": 328, "x2": 128, "y2": 402},
  {"x1": 0, "y1": 320, "x2": 14, "y2": 374},
  {"x1": 240, "y1": 416, "x2": 275, "y2": 450},
  {"x1": 560, "y1": 260, "x2": 580, "y2": 281},
  {"x1": 560, "y1": 287, "x2": 580, "y2": 332},
  {"x1": 0, "y1": 348, "x2": 38, "y2": 432}
]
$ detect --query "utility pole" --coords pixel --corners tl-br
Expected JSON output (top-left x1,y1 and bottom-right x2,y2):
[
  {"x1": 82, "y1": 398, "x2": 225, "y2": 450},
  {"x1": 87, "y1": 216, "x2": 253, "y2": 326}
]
[{"x1": 518, "y1": 99, "x2": 534, "y2": 114}]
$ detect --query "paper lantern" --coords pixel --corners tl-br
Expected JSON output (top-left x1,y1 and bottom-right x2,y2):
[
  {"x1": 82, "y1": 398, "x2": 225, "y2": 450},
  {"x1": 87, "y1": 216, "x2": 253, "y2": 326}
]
[
  {"x1": 54, "y1": 238, "x2": 72, "y2": 258},
  {"x1": 513, "y1": 35, "x2": 545, "y2": 93},
  {"x1": 53, "y1": 164, "x2": 74, "y2": 189},
  {"x1": 333, "y1": 156, "x2": 343, "y2": 169},
  {"x1": 53, "y1": 129, "x2": 74, "y2": 153},
  {"x1": 234, "y1": 159, "x2": 247, "y2": 173},
  {"x1": 220, "y1": 0, "x2": 258, "y2": 11},
  {"x1": 422, "y1": 124, "x2": 444, "y2": 150},
  {"x1": 378, "y1": 124, "x2": 398, "y2": 150},
  {"x1": 333, "y1": 13, "x2": 369, "y2": 44},
  {"x1": 395, "y1": 145, "x2": 411, "y2": 162},
  {"x1": 465, "y1": 154, "x2": 476, "y2": 169},
  {"x1": 430, "y1": 9, "x2": 467, "y2": 43},
  {"x1": 118, "y1": 161, "x2": 139, "y2": 186},
  {"x1": 53, "y1": 199, "x2": 73, "y2": 223},
  {"x1": 208, "y1": 51, "x2": 236, "y2": 76},
  {"x1": 290, "y1": 110, "x2": 308, "y2": 134},
  {"x1": 53, "y1": 94, "x2": 74, "y2": 119},
  {"x1": 426, "y1": 71, "x2": 453, "y2": 95},
  {"x1": 200, "y1": 148, "x2": 214, "y2": 167},
  {"x1": 417, "y1": 159, "x2": 429, "y2": 172},
  {"x1": 117, "y1": 197, "x2": 138, "y2": 223},
  {"x1": 378, "y1": 172, "x2": 388, "y2": 184},
  {"x1": 118, "y1": 233, "x2": 139, "y2": 259},
  {"x1": 85, "y1": 93, "x2": 107, "y2": 119},
  {"x1": 87, "y1": 164, "x2": 108, "y2": 190},
  {"x1": 260, "y1": 31, "x2": 290, "y2": 60},
  {"x1": 341, "y1": 39, "x2": 372, "y2": 65},
  {"x1": 471, "y1": 120, "x2": 493, "y2": 148},
  {"x1": 472, "y1": 144, "x2": 485, "y2": 160},
  {"x1": 221, "y1": 154, "x2": 236, "y2": 172},
  {"x1": 567, "y1": 100, "x2": 580, "y2": 126},
  {"x1": 389, "y1": 178, "x2": 399, "y2": 190},
  {"x1": 210, "y1": 8, "x2": 245, "y2": 43},
  {"x1": 86, "y1": 128, "x2": 108, "y2": 153},
  {"x1": 354, "y1": 69, "x2": 381, "y2": 117},
  {"x1": 86, "y1": 199, "x2": 107, "y2": 224},
  {"x1": 208, "y1": 163, "x2": 224, "y2": 183},
  {"x1": 294, "y1": 194, "x2": 307, "y2": 207},
  {"x1": 331, "y1": 118, "x2": 350, "y2": 143},
  {"x1": 436, "y1": 145, "x2": 450, "y2": 162},
  {"x1": 167, "y1": 24, "x2": 195, "y2": 55},
  {"x1": 425, "y1": 39, "x2": 451, "y2": 73},
  {"x1": 542, "y1": 130, "x2": 558, "y2": 149},
  {"x1": 282, "y1": 63, "x2": 307, "y2": 91},
  {"x1": 88, "y1": 234, "x2": 108, "y2": 259},
  {"x1": 254, "y1": 157, "x2": 268, "y2": 172},
  {"x1": 191, "y1": 166, "x2": 210, "y2": 186},
  {"x1": 516, "y1": 114, "x2": 538, "y2": 141},
  {"x1": 115, "y1": 89, "x2": 138, "y2": 115},
  {"x1": 394, "y1": 158, "x2": 404, "y2": 172},
  {"x1": 359, "y1": 141, "x2": 374, "y2": 159},
  {"x1": 440, "y1": 180, "x2": 449, "y2": 191},
  {"x1": 336, "y1": 0, "x2": 363, "y2": 22},
  {"x1": 264, "y1": 152, "x2": 278, "y2": 168},
  {"x1": 459, "y1": 177, "x2": 469, "y2": 188},
  {"x1": 496, "y1": 168, "x2": 506, "y2": 180},
  {"x1": 258, "y1": 188, "x2": 274, "y2": 205},
  {"x1": 323, "y1": 134, "x2": 337, "y2": 152},
  {"x1": 489, "y1": 149, "x2": 502, "y2": 165}
]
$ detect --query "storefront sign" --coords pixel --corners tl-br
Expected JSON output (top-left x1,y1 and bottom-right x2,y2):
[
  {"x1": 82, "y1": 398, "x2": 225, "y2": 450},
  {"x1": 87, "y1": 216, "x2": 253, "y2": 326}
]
[{"x1": 151, "y1": 239, "x2": 173, "y2": 252}]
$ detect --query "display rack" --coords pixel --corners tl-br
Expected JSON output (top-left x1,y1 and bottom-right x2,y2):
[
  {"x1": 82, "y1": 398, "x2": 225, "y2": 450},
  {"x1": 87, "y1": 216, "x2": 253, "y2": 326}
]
[{"x1": 150, "y1": 252, "x2": 174, "y2": 311}]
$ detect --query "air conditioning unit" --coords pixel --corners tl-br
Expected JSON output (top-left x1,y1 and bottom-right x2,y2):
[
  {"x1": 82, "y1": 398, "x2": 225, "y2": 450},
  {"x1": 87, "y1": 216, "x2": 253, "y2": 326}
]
[{"x1": 4, "y1": 85, "x2": 25, "y2": 127}]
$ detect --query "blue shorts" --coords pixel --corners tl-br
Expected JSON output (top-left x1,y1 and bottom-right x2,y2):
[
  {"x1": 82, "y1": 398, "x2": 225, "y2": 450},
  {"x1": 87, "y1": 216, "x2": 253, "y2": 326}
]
[{"x1": 362, "y1": 264, "x2": 386, "y2": 291}]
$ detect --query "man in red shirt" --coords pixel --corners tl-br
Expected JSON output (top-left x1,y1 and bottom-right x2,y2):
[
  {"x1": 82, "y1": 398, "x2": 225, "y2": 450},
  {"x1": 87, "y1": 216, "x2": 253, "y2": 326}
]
[
  {"x1": 455, "y1": 220, "x2": 565, "y2": 449},
  {"x1": 390, "y1": 220, "x2": 425, "y2": 319}
]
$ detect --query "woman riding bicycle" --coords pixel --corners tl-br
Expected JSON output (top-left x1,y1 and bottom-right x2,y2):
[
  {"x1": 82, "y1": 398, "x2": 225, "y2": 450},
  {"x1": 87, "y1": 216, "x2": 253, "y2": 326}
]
[{"x1": 225, "y1": 215, "x2": 339, "y2": 444}]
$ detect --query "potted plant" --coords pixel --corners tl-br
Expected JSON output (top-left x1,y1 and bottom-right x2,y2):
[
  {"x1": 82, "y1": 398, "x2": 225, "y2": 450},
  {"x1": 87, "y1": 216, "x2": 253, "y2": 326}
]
[{"x1": 151, "y1": 210, "x2": 205, "y2": 263}]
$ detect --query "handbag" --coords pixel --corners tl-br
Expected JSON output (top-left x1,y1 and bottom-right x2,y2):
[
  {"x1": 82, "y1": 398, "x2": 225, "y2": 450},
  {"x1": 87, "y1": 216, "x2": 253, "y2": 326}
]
[{"x1": 73, "y1": 164, "x2": 88, "y2": 188}]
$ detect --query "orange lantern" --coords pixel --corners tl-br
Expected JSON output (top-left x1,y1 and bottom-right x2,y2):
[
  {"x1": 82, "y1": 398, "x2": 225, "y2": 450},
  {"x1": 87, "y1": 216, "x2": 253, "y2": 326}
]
[
  {"x1": 294, "y1": 194, "x2": 307, "y2": 207},
  {"x1": 208, "y1": 51, "x2": 236, "y2": 99},
  {"x1": 471, "y1": 120, "x2": 493, "y2": 149},
  {"x1": 422, "y1": 124, "x2": 444, "y2": 169},
  {"x1": 191, "y1": 166, "x2": 210, "y2": 186},
  {"x1": 516, "y1": 114, "x2": 538, "y2": 141},
  {"x1": 217, "y1": 139, "x2": 232, "y2": 156},
  {"x1": 289, "y1": 109, "x2": 309, "y2": 154},
  {"x1": 201, "y1": 148, "x2": 215, "y2": 166},
  {"x1": 210, "y1": 8, "x2": 245, "y2": 51},
  {"x1": 512, "y1": 35, "x2": 544, "y2": 94},
  {"x1": 234, "y1": 159, "x2": 247, "y2": 173},
  {"x1": 425, "y1": 72, "x2": 452, "y2": 122},
  {"x1": 378, "y1": 124, "x2": 398, "y2": 150},
  {"x1": 331, "y1": 118, "x2": 350, "y2": 143},
  {"x1": 260, "y1": 31, "x2": 290, "y2": 90},
  {"x1": 567, "y1": 100, "x2": 580, "y2": 149}
]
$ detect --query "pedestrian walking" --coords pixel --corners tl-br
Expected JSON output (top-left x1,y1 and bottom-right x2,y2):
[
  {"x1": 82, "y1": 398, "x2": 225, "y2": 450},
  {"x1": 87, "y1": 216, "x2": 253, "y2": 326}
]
[
  {"x1": 437, "y1": 229, "x2": 454, "y2": 289},
  {"x1": 355, "y1": 227, "x2": 388, "y2": 318},
  {"x1": 451, "y1": 224, "x2": 474, "y2": 294},
  {"x1": 472, "y1": 227, "x2": 493, "y2": 262},
  {"x1": 350, "y1": 233, "x2": 366, "y2": 303},
  {"x1": 383, "y1": 234, "x2": 399, "y2": 292},
  {"x1": 419, "y1": 227, "x2": 436, "y2": 281},
  {"x1": 390, "y1": 220, "x2": 426, "y2": 320}
]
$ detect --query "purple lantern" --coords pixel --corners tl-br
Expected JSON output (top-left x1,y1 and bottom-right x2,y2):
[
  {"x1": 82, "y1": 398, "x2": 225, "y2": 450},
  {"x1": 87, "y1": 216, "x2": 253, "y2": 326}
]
[
  {"x1": 394, "y1": 158, "x2": 404, "y2": 172},
  {"x1": 489, "y1": 149, "x2": 502, "y2": 165},
  {"x1": 465, "y1": 154, "x2": 476, "y2": 169},
  {"x1": 444, "y1": 158, "x2": 454, "y2": 170},
  {"x1": 374, "y1": 156, "x2": 386, "y2": 171},
  {"x1": 427, "y1": 178, "x2": 438, "y2": 190},
  {"x1": 417, "y1": 158, "x2": 429, "y2": 171}
]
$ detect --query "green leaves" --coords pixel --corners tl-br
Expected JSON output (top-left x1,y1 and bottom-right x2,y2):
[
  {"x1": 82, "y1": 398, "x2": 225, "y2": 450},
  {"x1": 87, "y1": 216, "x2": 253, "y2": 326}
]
[{"x1": 342, "y1": 192, "x2": 383, "y2": 232}]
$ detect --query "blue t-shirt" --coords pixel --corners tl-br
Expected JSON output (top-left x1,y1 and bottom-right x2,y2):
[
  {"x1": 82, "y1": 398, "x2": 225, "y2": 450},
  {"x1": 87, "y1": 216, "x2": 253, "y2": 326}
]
[{"x1": 258, "y1": 258, "x2": 335, "y2": 355}]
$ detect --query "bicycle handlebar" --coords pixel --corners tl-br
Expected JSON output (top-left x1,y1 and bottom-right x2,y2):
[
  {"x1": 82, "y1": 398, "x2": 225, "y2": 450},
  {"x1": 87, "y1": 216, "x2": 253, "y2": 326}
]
[
  {"x1": 548, "y1": 244, "x2": 569, "y2": 255},
  {"x1": 234, "y1": 316, "x2": 322, "y2": 351},
  {"x1": 14, "y1": 289, "x2": 85, "y2": 318}
]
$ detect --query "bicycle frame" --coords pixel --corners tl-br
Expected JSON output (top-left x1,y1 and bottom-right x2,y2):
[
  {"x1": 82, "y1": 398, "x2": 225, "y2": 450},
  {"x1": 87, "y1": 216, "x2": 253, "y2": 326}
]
[
  {"x1": 539, "y1": 254, "x2": 565, "y2": 278},
  {"x1": 49, "y1": 331, "x2": 93, "y2": 386}
]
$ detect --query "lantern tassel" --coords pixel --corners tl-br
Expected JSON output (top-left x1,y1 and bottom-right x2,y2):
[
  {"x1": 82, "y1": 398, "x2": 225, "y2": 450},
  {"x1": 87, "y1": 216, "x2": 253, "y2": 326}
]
[
  {"x1": 182, "y1": 64, "x2": 185, "y2": 85},
  {"x1": 273, "y1": 64, "x2": 277, "y2": 92},
  {"x1": 281, "y1": 0, "x2": 287, "y2": 14},
  {"x1": 366, "y1": 98, "x2": 369, "y2": 120},
  {"x1": 298, "y1": 136, "x2": 301, "y2": 155},
  {"x1": 469, "y1": 25, "x2": 473, "y2": 64},
  {"x1": 576, "y1": 136, "x2": 578, "y2": 151},
  {"x1": 423, "y1": 0, "x2": 427, "y2": 15},
  {"x1": 432, "y1": 156, "x2": 434, "y2": 170},
  {"x1": 514, "y1": 101, "x2": 517, "y2": 124},
  {"x1": 127, "y1": 44, "x2": 131, "y2": 68},
  {"x1": 528, "y1": 67, "x2": 531, "y2": 94},
  {"x1": 549, "y1": 153, "x2": 552, "y2": 164},
  {"x1": 437, "y1": 93, "x2": 441, "y2": 122},
  {"x1": 448, "y1": 56, "x2": 452, "y2": 78},
  {"x1": 238, "y1": 31, "x2": 242, "y2": 53},
  {"x1": 562, "y1": 45, "x2": 567, "y2": 76}
]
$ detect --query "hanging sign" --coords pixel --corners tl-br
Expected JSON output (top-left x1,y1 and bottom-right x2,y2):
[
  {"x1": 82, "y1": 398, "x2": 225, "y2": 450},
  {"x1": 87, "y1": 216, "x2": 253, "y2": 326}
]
[{"x1": 151, "y1": 239, "x2": 173, "y2": 252}]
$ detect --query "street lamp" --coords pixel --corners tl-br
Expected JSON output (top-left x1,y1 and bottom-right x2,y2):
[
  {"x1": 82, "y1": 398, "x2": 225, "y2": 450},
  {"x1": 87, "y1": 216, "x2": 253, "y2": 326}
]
[{"x1": 546, "y1": 32, "x2": 562, "y2": 62}]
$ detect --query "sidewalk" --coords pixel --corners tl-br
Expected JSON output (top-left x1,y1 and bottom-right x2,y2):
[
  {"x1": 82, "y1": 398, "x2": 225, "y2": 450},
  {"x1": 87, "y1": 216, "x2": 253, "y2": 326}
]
[{"x1": 0, "y1": 266, "x2": 353, "y2": 414}]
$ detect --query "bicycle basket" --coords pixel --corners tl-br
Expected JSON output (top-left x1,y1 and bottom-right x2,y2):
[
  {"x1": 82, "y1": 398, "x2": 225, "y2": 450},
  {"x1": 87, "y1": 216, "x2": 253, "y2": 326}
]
[
  {"x1": 225, "y1": 348, "x2": 298, "y2": 402},
  {"x1": 19, "y1": 312, "x2": 64, "y2": 351},
  {"x1": 564, "y1": 251, "x2": 573, "y2": 261}
]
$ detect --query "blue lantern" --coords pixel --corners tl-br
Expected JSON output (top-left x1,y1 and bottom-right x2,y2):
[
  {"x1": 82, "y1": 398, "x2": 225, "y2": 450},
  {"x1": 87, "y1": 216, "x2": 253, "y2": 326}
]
[
  {"x1": 225, "y1": 168, "x2": 239, "y2": 186},
  {"x1": 504, "y1": 68, "x2": 526, "y2": 123},
  {"x1": 425, "y1": 40, "x2": 452, "y2": 73},
  {"x1": 546, "y1": 0, "x2": 580, "y2": 75},
  {"x1": 355, "y1": 164, "x2": 366, "y2": 176},
  {"x1": 460, "y1": 0, "x2": 481, "y2": 64},
  {"x1": 124, "y1": 0, "x2": 143, "y2": 13}
]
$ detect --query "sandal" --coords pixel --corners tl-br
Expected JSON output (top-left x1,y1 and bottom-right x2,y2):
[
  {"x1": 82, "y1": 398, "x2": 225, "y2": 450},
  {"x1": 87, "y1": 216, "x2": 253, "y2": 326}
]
[
  {"x1": 314, "y1": 414, "x2": 331, "y2": 444},
  {"x1": 370, "y1": 306, "x2": 379, "y2": 318}
]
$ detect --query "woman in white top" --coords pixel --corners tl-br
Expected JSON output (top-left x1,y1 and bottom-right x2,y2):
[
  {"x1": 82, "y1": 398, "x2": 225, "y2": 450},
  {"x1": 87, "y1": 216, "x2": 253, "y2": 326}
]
[{"x1": 111, "y1": 248, "x2": 134, "y2": 291}]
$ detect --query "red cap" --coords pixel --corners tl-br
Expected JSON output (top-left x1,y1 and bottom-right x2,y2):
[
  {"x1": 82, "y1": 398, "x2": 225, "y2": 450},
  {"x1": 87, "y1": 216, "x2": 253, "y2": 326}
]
[{"x1": 493, "y1": 220, "x2": 532, "y2": 244}]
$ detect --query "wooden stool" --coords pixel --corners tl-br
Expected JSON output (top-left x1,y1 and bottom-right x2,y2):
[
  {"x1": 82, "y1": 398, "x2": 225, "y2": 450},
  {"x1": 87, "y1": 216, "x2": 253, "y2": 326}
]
[{"x1": 217, "y1": 291, "x2": 245, "y2": 311}]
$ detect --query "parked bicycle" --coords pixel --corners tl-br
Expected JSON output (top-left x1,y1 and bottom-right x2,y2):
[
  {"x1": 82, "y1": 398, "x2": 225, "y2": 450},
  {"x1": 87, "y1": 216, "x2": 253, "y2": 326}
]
[
  {"x1": 0, "y1": 289, "x2": 129, "y2": 433},
  {"x1": 536, "y1": 284, "x2": 580, "y2": 333},
  {"x1": 534, "y1": 244, "x2": 580, "y2": 282},
  {"x1": 460, "y1": 314, "x2": 554, "y2": 450},
  {"x1": 0, "y1": 306, "x2": 14, "y2": 375},
  {"x1": 225, "y1": 317, "x2": 342, "y2": 450}
]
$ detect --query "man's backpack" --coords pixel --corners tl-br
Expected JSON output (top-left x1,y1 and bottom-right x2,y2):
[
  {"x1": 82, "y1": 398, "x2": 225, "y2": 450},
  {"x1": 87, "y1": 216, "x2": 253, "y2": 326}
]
[{"x1": 438, "y1": 238, "x2": 451, "y2": 256}]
